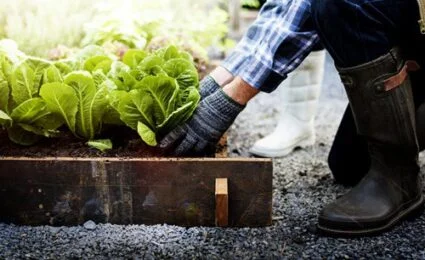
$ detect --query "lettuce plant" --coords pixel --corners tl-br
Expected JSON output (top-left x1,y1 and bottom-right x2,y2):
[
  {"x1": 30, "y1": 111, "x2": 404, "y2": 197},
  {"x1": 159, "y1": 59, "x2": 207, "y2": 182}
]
[
  {"x1": 0, "y1": 42, "x2": 63, "y2": 145},
  {"x1": 109, "y1": 45, "x2": 200, "y2": 146},
  {"x1": 37, "y1": 45, "x2": 200, "y2": 147},
  {"x1": 117, "y1": 75, "x2": 199, "y2": 146},
  {"x1": 40, "y1": 71, "x2": 109, "y2": 140},
  {"x1": 1, "y1": 43, "x2": 200, "y2": 150}
]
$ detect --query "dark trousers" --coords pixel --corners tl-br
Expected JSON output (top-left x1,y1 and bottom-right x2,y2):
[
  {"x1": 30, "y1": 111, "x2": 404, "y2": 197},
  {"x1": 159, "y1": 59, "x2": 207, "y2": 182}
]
[{"x1": 311, "y1": 0, "x2": 425, "y2": 185}]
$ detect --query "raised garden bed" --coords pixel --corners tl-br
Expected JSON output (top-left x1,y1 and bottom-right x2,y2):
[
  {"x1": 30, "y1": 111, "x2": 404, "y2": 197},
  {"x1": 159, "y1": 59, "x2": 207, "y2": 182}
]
[{"x1": 0, "y1": 130, "x2": 273, "y2": 227}]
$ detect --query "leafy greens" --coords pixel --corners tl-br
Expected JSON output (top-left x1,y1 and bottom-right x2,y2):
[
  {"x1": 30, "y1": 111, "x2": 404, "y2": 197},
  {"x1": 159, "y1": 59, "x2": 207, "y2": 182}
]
[{"x1": 0, "y1": 43, "x2": 201, "y2": 150}]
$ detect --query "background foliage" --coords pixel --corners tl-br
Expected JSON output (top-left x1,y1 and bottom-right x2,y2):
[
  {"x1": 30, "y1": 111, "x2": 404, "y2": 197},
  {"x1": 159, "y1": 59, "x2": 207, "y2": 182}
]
[{"x1": 0, "y1": 0, "x2": 230, "y2": 58}]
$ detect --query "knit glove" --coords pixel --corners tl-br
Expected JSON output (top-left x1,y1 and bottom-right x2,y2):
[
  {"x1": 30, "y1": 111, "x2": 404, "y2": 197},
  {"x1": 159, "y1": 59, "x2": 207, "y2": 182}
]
[
  {"x1": 159, "y1": 89, "x2": 245, "y2": 156},
  {"x1": 199, "y1": 75, "x2": 220, "y2": 100}
]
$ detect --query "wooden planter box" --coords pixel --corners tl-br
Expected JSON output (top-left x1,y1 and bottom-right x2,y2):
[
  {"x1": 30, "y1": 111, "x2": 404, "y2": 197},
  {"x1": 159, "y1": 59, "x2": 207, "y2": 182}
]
[{"x1": 0, "y1": 139, "x2": 273, "y2": 227}]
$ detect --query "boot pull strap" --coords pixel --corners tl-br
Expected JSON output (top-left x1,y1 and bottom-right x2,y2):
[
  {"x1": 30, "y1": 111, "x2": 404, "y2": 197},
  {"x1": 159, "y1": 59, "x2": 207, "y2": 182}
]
[{"x1": 384, "y1": 61, "x2": 421, "y2": 91}]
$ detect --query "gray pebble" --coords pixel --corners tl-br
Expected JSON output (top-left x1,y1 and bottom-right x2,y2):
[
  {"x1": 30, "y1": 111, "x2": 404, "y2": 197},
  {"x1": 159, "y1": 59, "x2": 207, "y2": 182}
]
[{"x1": 83, "y1": 220, "x2": 97, "y2": 230}]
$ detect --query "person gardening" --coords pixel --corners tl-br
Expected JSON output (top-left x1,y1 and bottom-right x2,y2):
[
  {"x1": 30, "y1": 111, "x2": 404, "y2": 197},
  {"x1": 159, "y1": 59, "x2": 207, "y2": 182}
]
[
  {"x1": 310, "y1": 0, "x2": 425, "y2": 235},
  {"x1": 160, "y1": 0, "x2": 322, "y2": 156},
  {"x1": 160, "y1": 0, "x2": 425, "y2": 236}
]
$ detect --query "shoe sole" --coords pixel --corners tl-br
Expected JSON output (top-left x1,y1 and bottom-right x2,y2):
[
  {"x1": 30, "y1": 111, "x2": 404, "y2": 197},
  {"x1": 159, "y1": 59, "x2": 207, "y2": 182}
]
[
  {"x1": 249, "y1": 135, "x2": 315, "y2": 158},
  {"x1": 317, "y1": 194, "x2": 425, "y2": 237}
]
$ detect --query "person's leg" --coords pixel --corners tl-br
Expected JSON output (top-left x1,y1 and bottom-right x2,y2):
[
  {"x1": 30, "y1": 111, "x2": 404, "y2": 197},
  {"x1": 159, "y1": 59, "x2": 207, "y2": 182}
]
[
  {"x1": 312, "y1": 0, "x2": 424, "y2": 236},
  {"x1": 408, "y1": 32, "x2": 425, "y2": 150},
  {"x1": 250, "y1": 50, "x2": 325, "y2": 157},
  {"x1": 327, "y1": 105, "x2": 369, "y2": 186},
  {"x1": 330, "y1": 75, "x2": 425, "y2": 188},
  {"x1": 313, "y1": 0, "x2": 419, "y2": 67},
  {"x1": 328, "y1": 13, "x2": 425, "y2": 186}
]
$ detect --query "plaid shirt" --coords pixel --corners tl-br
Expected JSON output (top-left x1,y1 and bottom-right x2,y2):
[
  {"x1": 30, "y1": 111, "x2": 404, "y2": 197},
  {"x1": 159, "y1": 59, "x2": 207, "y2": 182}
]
[{"x1": 222, "y1": 0, "x2": 319, "y2": 92}]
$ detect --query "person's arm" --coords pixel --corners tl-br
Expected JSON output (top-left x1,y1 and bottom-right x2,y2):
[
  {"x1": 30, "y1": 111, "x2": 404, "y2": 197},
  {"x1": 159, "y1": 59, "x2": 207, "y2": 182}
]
[
  {"x1": 222, "y1": 0, "x2": 320, "y2": 93},
  {"x1": 222, "y1": 77, "x2": 259, "y2": 105},
  {"x1": 159, "y1": 76, "x2": 259, "y2": 156},
  {"x1": 198, "y1": 66, "x2": 234, "y2": 100},
  {"x1": 202, "y1": 0, "x2": 321, "y2": 98},
  {"x1": 201, "y1": 0, "x2": 320, "y2": 100},
  {"x1": 160, "y1": 0, "x2": 320, "y2": 156},
  {"x1": 211, "y1": 66, "x2": 234, "y2": 87}
]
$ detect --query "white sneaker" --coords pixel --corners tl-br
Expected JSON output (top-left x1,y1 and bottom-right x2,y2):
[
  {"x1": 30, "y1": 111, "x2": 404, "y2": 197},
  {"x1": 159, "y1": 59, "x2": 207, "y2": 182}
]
[{"x1": 250, "y1": 50, "x2": 326, "y2": 157}]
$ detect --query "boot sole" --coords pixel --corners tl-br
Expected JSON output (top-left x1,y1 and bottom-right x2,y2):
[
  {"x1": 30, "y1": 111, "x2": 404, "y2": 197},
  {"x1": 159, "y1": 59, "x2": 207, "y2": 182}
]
[
  {"x1": 317, "y1": 194, "x2": 424, "y2": 237},
  {"x1": 249, "y1": 135, "x2": 315, "y2": 158}
]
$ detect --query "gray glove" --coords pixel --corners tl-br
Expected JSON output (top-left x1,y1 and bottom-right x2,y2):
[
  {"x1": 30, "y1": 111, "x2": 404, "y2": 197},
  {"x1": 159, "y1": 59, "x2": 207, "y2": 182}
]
[
  {"x1": 199, "y1": 75, "x2": 220, "y2": 100},
  {"x1": 159, "y1": 89, "x2": 245, "y2": 156}
]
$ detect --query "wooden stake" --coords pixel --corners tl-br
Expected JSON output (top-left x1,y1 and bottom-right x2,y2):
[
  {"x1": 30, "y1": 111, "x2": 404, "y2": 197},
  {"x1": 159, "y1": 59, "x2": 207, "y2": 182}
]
[{"x1": 215, "y1": 178, "x2": 228, "y2": 227}]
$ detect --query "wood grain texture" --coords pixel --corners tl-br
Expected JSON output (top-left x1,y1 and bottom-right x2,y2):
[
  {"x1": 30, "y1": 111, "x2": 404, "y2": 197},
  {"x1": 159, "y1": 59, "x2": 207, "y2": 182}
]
[
  {"x1": 0, "y1": 157, "x2": 272, "y2": 227},
  {"x1": 215, "y1": 178, "x2": 228, "y2": 227}
]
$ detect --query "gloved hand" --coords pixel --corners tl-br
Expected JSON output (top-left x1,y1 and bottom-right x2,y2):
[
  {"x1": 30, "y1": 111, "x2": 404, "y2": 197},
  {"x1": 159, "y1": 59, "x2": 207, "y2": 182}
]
[
  {"x1": 199, "y1": 75, "x2": 220, "y2": 100},
  {"x1": 159, "y1": 89, "x2": 245, "y2": 156}
]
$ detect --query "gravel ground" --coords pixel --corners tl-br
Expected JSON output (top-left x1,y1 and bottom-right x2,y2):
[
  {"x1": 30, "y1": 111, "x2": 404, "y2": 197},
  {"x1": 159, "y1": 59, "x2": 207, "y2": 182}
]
[{"x1": 1, "y1": 54, "x2": 425, "y2": 259}]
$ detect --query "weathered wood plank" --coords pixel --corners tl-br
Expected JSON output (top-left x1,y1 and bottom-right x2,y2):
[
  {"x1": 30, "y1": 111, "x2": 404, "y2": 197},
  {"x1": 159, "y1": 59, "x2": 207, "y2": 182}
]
[
  {"x1": 215, "y1": 178, "x2": 228, "y2": 227},
  {"x1": 0, "y1": 157, "x2": 272, "y2": 227}
]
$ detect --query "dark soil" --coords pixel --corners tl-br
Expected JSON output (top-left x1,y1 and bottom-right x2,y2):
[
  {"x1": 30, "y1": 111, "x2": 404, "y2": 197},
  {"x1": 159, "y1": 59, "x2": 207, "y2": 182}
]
[
  {"x1": 0, "y1": 126, "x2": 225, "y2": 158},
  {"x1": 0, "y1": 126, "x2": 164, "y2": 158}
]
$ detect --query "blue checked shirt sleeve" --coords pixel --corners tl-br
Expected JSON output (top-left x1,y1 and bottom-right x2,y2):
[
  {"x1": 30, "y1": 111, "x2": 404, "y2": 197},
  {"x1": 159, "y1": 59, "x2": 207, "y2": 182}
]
[{"x1": 222, "y1": 0, "x2": 319, "y2": 93}]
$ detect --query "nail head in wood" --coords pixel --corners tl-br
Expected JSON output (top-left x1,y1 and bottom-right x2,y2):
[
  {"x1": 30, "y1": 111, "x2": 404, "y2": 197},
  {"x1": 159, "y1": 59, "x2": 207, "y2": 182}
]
[{"x1": 215, "y1": 178, "x2": 228, "y2": 227}]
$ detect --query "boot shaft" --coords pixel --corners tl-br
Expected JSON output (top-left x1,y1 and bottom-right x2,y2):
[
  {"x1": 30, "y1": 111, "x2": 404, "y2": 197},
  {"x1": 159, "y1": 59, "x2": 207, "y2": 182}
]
[
  {"x1": 337, "y1": 48, "x2": 419, "y2": 152},
  {"x1": 318, "y1": 48, "x2": 423, "y2": 237},
  {"x1": 279, "y1": 50, "x2": 325, "y2": 122}
]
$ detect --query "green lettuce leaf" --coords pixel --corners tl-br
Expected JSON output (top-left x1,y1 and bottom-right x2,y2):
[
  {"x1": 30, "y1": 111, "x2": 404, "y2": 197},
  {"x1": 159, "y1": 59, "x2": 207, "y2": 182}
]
[
  {"x1": 137, "y1": 75, "x2": 179, "y2": 123},
  {"x1": 108, "y1": 61, "x2": 135, "y2": 91},
  {"x1": 10, "y1": 98, "x2": 49, "y2": 124},
  {"x1": 54, "y1": 61, "x2": 73, "y2": 76},
  {"x1": 93, "y1": 70, "x2": 108, "y2": 87},
  {"x1": 157, "y1": 101, "x2": 194, "y2": 132},
  {"x1": 123, "y1": 49, "x2": 147, "y2": 68},
  {"x1": 76, "y1": 45, "x2": 108, "y2": 59},
  {"x1": 162, "y1": 45, "x2": 180, "y2": 61},
  {"x1": 118, "y1": 90, "x2": 155, "y2": 130},
  {"x1": 18, "y1": 123, "x2": 60, "y2": 138},
  {"x1": 43, "y1": 65, "x2": 63, "y2": 84},
  {"x1": 0, "y1": 110, "x2": 12, "y2": 127},
  {"x1": 137, "y1": 121, "x2": 157, "y2": 146},
  {"x1": 7, "y1": 125, "x2": 42, "y2": 146},
  {"x1": 87, "y1": 139, "x2": 113, "y2": 152},
  {"x1": 32, "y1": 113, "x2": 64, "y2": 130},
  {"x1": 0, "y1": 73, "x2": 9, "y2": 113},
  {"x1": 83, "y1": 55, "x2": 113, "y2": 74},
  {"x1": 156, "y1": 45, "x2": 193, "y2": 62},
  {"x1": 103, "y1": 90, "x2": 126, "y2": 125},
  {"x1": 40, "y1": 82, "x2": 78, "y2": 133},
  {"x1": 9, "y1": 98, "x2": 63, "y2": 139},
  {"x1": 64, "y1": 71, "x2": 108, "y2": 139},
  {"x1": 0, "y1": 55, "x2": 13, "y2": 83},
  {"x1": 139, "y1": 56, "x2": 165, "y2": 76},
  {"x1": 163, "y1": 58, "x2": 198, "y2": 90},
  {"x1": 10, "y1": 63, "x2": 35, "y2": 106},
  {"x1": 26, "y1": 57, "x2": 52, "y2": 92}
]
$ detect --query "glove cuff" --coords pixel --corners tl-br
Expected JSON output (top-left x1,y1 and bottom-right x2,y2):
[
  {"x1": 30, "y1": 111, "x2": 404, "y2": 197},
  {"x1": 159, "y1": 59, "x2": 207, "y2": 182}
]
[
  {"x1": 199, "y1": 75, "x2": 220, "y2": 99},
  {"x1": 205, "y1": 89, "x2": 245, "y2": 121}
]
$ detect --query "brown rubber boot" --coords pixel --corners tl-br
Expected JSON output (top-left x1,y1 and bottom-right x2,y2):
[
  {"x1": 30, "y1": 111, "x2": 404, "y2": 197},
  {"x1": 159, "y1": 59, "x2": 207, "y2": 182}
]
[{"x1": 318, "y1": 48, "x2": 424, "y2": 236}]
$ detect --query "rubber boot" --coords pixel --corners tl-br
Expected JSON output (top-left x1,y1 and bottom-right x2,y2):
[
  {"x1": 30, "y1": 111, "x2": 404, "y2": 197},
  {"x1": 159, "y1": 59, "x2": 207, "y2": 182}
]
[
  {"x1": 250, "y1": 50, "x2": 325, "y2": 157},
  {"x1": 318, "y1": 48, "x2": 424, "y2": 236}
]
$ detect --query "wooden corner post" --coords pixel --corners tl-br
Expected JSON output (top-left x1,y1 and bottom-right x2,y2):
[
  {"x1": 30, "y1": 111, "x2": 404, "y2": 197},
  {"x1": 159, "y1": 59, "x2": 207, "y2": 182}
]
[{"x1": 215, "y1": 178, "x2": 229, "y2": 227}]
